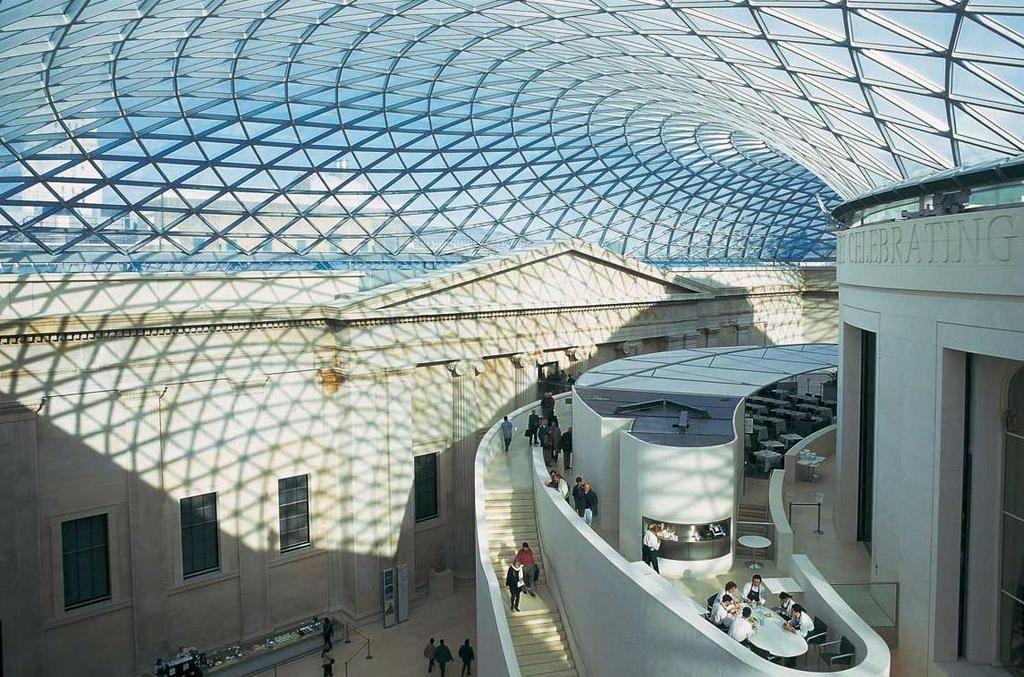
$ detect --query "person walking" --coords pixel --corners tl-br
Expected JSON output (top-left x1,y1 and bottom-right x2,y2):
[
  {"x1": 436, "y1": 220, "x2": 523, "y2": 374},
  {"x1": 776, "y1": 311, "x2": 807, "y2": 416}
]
[
  {"x1": 458, "y1": 639, "x2": 474, "y2": 676},
  {"x1": 642, "y1": 523, "x2": 663, "y2": 573},
  {"x1": 572, "y1": 477, "x2": 585, "y2": 517},
  {"x1": 505, "y1": 557, "x2": 525, "y2": 611},
  {"x1": 559, "y1": 426, "x2": 573, "y2": 470},
  {"x1": 434, "y1": 639, "x2": 454, "y2": 676},
  {"x1": 516, "y1": 542, "x2": 538, "y2": 596},
  {"x1": 581, "y1": 482, "x2": 599, "y2": 525},
  {"x1": 541, "y1": 420, "x2": 554, "y2": 467},
  {"x1": 527, "y1": 410, "x2": 540, "y2": 446},
  {"x1": 322, "y1": 655, "x2": 336, "y2": 677},
  {"x1": 424, "y1": 638, "x2": 437, "y2": 673},
  {"x1": 321, "y1": 616, "x2": 334, "y2": 657},
  {"x1": 500, "y1": 415, "x2": 514, "y2": 453},
  {"x1": 548, "y1": 421, "x2": 562, "y2": 463},
  {"x1": 541, "y1": 391, "x2": 555, "y2": 420}
]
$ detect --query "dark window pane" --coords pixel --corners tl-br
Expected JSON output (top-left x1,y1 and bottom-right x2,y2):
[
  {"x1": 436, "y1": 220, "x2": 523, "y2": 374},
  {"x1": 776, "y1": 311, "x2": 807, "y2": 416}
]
[
  {"x1": 414, "y1": 454, "x2": 439, "y2": 522},
  {"x1": 1007, "y1": 434, "x2": 1024, "y2": 518},
  {"x1": 180, "y1": 493, "x2": 219, "y2": 577},
  {"x1": 61, "y1": 514, "x2": 110, "y2": 609},
  {"x1": 1002, "y1": 514, "x2": 1024, "y2": 598},
  {"x1": 1000, "y1": 594, "x2": 1024, "y2": 670},
  {"x1": 278, "y1": 475, "x2": 310, "y2": 552}
]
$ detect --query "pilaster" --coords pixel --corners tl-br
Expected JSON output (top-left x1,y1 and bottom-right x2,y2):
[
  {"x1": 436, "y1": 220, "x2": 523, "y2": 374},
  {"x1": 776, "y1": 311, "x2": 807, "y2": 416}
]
[
  {"x1": 448, "y1": 358, "x2": 485, "y2": 580},
  {"x1": 334, "y1": 366, "x2": 415, "y2": 615},
  {"x1": 511, "y1": 353, "x2": 538, "y2": 409}
]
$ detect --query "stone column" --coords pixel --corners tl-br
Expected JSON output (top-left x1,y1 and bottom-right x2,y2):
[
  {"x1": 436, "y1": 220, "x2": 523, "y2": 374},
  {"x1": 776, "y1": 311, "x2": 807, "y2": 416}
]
[
  {"x1": 448, "y1": 358, "x2": 485, "y2": 580},
  {"x1": 512, "y1": 353, "x2": 538, "y2": 409},
  {"x1": 565, "y1": 344, "x2": 596, "y2": 377}
]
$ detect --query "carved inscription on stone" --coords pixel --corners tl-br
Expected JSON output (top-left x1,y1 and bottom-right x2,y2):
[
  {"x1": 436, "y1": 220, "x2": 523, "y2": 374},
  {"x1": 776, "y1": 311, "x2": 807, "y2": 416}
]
[{"x1": 837, "y1": 211, "x2": 1020, "y2": 266}]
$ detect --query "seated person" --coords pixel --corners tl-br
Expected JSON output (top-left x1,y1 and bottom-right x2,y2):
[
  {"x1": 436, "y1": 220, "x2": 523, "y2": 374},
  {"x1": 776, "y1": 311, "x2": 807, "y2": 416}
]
[
  {"x1": 716, "y1": 580, "x2": 739, "y2": 605},
  {"x1": 711, "y1": 594, "x2": 736, "y2": 628},
  {"x1": 728, "y1": 607, "x2": 754, "y2": 644},
  {"x1": 742, "y1": 574, "x2": 768, "y2": 605},
  {"x1": 783, "y1": 604, "x2": 815, "y2": 638},
  {"x1": 774, "y1": 591, "x2": 794, "y2": 619}
]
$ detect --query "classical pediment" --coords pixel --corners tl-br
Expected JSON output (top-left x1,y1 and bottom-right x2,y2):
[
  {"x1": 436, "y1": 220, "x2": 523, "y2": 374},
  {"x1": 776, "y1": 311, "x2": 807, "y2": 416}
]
[{"x1": 345, "y1": 240, "x2": 708, "y2": 314}]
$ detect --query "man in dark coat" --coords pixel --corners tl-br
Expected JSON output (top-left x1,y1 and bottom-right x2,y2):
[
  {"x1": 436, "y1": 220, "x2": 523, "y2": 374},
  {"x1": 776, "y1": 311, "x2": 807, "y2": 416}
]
[
  {"x1": 458, "y1": 639, "x2": 475, "y2": 676},
  {"x1": 434, "y1": 639, "x2": 454, "y2": 677},
  {"x1": 559, "y1": 426, "x2": 573, "y2": 470},
  {"x1": 572, "y1": 477, "x2": 585, "y2": 517},
  {"x1": 526, "y1": 410, "x2": 541, "y2": 445}
]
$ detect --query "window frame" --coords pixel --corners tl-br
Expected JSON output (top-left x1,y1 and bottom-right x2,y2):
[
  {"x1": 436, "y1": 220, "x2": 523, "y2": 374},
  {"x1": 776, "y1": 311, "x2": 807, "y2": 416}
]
[
  {"x1": 60, "y1": 513, "x2": 111, "y2": 610},
  {"x1": 180, "y1": 492, "x2": 221, "y2": 578},
  {"x1": 278, "y1": 474, "x2": 311, "y2": 553},
  {"x1": 414, "y1": 452, "x2": 440, "y2": 523}
]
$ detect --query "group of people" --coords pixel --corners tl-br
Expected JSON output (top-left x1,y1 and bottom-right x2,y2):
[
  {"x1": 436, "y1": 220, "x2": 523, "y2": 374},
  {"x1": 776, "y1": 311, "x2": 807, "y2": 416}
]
[
  {"x1": 709, "y1": 575, "x2": 814, "y2": 664},
  {"x1": 546, "y1": 471, "x2": 598, "y2": 525},
  {"x1": 526, "y1": 403, "x2": 573, "y2": 471},
  {"x1": 424, "y1": 638, "x2": 474, "y2": 676},
  {"x1": 504, "y1": 542, "x2": 540, "y2": 612}
]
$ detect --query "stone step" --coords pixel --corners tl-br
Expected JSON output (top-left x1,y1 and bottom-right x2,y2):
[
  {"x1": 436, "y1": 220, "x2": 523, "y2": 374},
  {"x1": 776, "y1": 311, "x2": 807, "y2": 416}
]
[
  {"x1": 486, "y1": 520, "x2": 539, "y2": 528},
  {"x1": 522, "y1": 669, "x2": 578, "y2": 677},
  {"x1": 507, "y1": 613, "x2": 562, "y2": 629},
  {"x1": 488, "y1": 538, "x2": 540, "y2": 547},
  {"x1": 519, "y1": 657, "x2": 576, "y2": 675},
  {"x1": 513, "y1": 633, "x2": 570, "y2": 652},
  {"x1": 518, "y1": 648, "x2": 572, "y2": 667},
  {"x1": 508, "y1": 620, "x2": 562, "y2": 640}
]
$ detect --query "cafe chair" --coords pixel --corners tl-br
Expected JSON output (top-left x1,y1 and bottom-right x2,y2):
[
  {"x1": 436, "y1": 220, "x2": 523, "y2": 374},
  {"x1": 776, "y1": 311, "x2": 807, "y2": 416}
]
[
  {"x1": 804, "y1": 616, "x2": 829, "y2": 667},
  {"x1": 706, "y1": 593, "x2": 718, "y2": 614},
  {"x1": 818, "y1": 636, "x2": 855, "y2": 671}
]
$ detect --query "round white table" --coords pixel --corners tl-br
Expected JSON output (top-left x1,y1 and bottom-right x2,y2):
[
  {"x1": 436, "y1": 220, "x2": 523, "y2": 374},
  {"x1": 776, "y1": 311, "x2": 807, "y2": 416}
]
[
  {"x1": 748, "y1": 608, "x2": 808, "y2": 658},
  {"x1": 738, "y1": 534, "x2": 772, "y2": 570}
]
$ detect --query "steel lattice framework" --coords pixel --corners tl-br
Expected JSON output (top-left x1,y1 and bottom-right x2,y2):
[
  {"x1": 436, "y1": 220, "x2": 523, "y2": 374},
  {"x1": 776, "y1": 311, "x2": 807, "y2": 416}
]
[{"x1": 0, "y1": 0, "x2": 1022, "y2": 267}]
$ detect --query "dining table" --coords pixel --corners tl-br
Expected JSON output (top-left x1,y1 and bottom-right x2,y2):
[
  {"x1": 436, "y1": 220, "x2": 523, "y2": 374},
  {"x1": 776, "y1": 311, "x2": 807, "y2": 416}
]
[{"x1": 747, "y1": 606, "x2": 809, "y2": 658}]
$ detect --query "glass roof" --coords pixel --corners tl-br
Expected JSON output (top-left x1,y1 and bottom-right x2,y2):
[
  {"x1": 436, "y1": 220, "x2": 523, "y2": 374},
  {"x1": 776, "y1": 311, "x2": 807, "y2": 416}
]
[{"x1": 0, "y1": 0, "x2": 1021, "y2": 268}]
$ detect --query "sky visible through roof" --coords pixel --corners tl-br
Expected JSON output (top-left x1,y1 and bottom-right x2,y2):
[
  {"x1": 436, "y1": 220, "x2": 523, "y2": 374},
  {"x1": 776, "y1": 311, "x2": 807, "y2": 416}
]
[{"x1": 0, "y1": 0, "x2": 1021, "y2": 270}]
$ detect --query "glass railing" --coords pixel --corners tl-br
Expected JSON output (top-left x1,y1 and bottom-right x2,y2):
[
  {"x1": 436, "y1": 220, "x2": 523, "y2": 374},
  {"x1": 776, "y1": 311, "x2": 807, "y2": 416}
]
[{"x1": 830, "y1": 582, "x2": 899, "y2": 629}]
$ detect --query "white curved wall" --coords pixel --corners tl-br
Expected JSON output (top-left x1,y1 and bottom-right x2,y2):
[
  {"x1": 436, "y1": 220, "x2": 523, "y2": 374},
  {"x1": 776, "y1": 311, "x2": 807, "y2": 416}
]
[
  {"x1": 570, "y1": 390, "x2": 631, "y2": 539},
  {"x1": 619, "y1": 432, "x2": 735, "y2": 576}
]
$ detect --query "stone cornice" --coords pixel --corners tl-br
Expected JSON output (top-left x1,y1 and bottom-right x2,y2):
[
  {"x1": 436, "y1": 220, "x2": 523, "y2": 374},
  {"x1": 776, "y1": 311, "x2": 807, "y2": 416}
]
[{"x1": 0, "y1": 318, "x2": 328, "y2": 346}]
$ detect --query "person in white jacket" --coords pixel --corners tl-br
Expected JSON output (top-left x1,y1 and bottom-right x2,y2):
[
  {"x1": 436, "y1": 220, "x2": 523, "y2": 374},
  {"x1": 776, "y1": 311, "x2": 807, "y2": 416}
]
[
  {"x1": 711, "y1": 594, "x2": 737, "y2": 628},
  {"x1": 742, "y1": 574, "x2": 769, "y2": 605},
  {"x1": 785, "y1": 604, "x2": 815, "y2": 638},
  {"x1": 729, "y1": 607, "x2": 754, "y2": 644}
]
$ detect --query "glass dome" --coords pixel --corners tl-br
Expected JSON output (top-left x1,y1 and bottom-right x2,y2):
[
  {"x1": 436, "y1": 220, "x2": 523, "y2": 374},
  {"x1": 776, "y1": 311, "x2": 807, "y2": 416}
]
[{"x1": 0, "y1": 0, "x2": 1021, "y2": 269}]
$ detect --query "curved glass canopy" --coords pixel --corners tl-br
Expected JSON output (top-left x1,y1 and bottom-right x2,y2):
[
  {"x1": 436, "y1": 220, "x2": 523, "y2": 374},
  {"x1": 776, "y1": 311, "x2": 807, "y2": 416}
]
[{"x1": 0, "y1": 1, "x2": 1021, "y2": 268}]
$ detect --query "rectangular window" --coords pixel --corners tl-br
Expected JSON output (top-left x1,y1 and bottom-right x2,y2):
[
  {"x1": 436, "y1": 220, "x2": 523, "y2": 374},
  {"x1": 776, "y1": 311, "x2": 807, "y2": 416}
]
[
  {"x1": 857, "y1": 329, "x2": 877, "y2": 546},
  {"x1": 61, "y1": 514, "x2": 110, "y2": 609},
  {"x1": 180, "y1": 493, "x2": 219, "y2": 577},
  {"x1": 278, "y1": 475, "x2": 311, "y2": 552},
  {"x1": 414, "y1": 453, "x2": 439, "y2": 522}
]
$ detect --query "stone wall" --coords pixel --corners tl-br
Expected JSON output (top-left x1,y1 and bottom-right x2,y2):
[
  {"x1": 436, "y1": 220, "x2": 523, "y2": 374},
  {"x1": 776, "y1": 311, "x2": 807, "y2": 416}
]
[{"x1": 0, "y1": 249, "x2": 836, "y2": 675}]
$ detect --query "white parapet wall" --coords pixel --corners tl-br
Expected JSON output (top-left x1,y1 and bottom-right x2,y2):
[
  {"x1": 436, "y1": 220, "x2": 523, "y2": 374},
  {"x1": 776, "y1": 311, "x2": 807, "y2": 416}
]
[
  {"x1": 530, "y1": 441, "x2": 890, "y2": 677},
  {"x1": 784, "y1": 424, "x2": 836, "y2": 484}
]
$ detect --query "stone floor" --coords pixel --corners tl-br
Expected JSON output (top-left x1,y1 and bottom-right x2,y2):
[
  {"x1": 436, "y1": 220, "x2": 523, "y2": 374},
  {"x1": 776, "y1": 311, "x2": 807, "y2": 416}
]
[{"x1": 247, "y1": 585, "x2": 476, "y2": 677}]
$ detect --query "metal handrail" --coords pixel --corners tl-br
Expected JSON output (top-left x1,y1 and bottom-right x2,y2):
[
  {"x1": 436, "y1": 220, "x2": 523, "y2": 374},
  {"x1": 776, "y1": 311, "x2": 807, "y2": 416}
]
[{"x1": 788, "y1": 500, "x2": 824, "y2": 534}]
